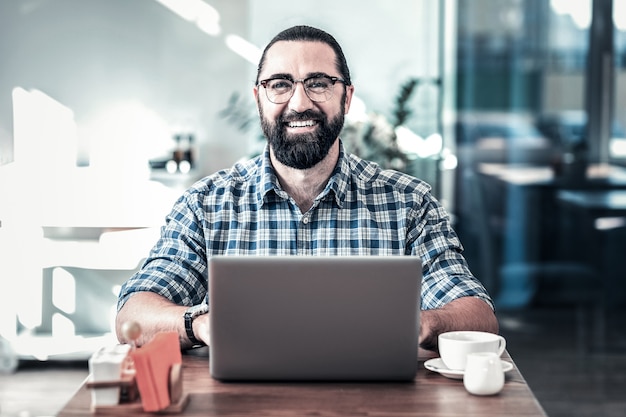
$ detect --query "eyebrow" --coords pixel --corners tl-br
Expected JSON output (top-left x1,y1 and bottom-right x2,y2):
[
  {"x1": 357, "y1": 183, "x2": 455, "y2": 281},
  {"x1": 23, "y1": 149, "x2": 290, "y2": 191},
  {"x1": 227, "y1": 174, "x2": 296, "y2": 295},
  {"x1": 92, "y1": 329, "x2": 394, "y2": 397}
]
[{"x1": 263, "y1": 71, "x2": 333, "y2": 81}]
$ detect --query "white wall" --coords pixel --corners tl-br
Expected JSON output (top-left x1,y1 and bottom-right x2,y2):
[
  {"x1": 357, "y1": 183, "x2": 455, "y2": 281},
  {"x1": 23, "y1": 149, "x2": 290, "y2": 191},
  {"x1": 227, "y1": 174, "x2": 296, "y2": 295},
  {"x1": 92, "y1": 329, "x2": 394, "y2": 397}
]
[{"x1": 0, "y1": 0, "x2": 253, "y2": 178}]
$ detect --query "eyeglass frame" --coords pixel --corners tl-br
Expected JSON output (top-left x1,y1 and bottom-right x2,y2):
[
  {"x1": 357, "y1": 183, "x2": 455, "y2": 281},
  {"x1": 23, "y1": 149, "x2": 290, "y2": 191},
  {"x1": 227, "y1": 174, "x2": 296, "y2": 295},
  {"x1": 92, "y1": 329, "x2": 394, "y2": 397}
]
[{"x1": 257, "y1": 74, "x2": 348, "y2": 104}]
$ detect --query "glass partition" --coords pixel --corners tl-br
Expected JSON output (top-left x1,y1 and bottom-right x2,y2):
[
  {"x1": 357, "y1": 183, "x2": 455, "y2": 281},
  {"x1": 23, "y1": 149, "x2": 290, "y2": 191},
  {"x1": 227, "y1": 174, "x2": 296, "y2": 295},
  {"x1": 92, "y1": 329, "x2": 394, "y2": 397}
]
[
  {"x1": 453, "y1": 0, "x2": 626, "y2": 309},
  {"x1": 613, "y1": 1, "x2": 626, "y2": 161}
]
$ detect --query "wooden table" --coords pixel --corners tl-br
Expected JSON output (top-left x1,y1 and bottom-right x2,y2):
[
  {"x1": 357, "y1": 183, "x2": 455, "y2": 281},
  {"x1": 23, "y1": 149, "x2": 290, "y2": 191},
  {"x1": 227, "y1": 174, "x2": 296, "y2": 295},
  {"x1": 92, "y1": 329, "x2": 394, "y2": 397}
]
[{"x1": 58, "y1": 348, "x2": 547, "y2": 416}]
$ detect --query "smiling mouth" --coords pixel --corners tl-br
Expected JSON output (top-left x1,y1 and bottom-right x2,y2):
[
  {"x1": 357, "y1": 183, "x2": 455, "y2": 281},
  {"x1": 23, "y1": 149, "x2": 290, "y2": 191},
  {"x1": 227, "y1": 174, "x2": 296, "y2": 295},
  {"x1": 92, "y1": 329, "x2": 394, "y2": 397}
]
[{"x1": 286, "y1": 120, "x2": 317, "y2": 128}]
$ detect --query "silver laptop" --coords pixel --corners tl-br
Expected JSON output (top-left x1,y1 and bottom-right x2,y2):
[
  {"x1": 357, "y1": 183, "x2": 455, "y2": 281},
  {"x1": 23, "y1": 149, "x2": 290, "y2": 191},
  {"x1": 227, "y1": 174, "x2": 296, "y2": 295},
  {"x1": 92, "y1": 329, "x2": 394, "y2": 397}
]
[{"x1": 208, "y1": 255, "x2": 422, "y2": 381}]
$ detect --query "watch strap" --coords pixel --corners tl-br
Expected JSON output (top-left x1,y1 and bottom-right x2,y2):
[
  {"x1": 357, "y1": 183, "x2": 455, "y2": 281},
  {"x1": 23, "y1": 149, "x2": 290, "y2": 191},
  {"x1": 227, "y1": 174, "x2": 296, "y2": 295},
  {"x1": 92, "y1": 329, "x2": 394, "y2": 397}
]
[{"x1": 184, "y1": 304, "x2": 208, "y2": 346}]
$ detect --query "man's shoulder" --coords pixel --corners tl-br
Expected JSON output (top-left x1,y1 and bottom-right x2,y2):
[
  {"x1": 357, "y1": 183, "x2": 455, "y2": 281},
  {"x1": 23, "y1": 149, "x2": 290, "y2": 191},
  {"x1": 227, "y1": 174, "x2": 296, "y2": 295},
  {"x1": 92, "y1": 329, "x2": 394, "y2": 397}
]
[
  {"x1": 346, "y1": 153, "x2": 431, "y2": 195},
  {"x1": 197, "y1": 156, "x2": 262, "y2": 189}
]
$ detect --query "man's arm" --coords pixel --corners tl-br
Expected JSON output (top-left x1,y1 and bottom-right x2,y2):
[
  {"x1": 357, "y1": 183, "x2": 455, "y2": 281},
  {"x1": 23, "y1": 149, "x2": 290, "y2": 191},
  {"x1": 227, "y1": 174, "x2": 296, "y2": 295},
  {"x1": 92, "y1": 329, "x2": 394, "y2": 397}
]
[
  {"x1": 418, "y1": 296, "x2": 498, "y2": 351},
  {"x1": 116, "y1": 292, "x2": 210, "y2": 349}
]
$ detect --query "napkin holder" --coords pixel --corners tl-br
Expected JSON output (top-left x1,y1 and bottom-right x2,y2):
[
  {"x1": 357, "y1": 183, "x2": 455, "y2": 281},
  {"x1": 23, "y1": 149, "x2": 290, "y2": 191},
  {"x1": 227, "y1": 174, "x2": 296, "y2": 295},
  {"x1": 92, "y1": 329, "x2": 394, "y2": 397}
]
[{"x1": 86, "y1": 332, "x2": 189, "y2": 414}]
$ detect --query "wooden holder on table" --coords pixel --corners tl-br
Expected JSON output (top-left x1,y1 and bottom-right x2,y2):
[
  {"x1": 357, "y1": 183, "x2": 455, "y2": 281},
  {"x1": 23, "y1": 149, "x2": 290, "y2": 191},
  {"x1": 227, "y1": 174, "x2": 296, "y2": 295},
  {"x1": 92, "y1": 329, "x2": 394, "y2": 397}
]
[{"x1": 86, "y1": 331, "x2": 189, "y2": 414}]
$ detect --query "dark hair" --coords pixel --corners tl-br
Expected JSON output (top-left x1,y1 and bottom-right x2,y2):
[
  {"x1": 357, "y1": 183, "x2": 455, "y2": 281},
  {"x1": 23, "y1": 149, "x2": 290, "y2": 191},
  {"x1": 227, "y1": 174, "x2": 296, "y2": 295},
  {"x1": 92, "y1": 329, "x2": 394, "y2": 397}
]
[{"x1": 255, "y1": 25, "x2": 352, "y2": 86}]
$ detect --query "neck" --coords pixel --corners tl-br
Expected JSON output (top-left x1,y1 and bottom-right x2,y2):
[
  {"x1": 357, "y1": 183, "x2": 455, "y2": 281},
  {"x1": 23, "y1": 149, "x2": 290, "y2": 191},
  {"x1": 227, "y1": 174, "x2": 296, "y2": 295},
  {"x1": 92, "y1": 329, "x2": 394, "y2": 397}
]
[{"x1": 270, "y1": 140, "x2": 339, "y2": 213}]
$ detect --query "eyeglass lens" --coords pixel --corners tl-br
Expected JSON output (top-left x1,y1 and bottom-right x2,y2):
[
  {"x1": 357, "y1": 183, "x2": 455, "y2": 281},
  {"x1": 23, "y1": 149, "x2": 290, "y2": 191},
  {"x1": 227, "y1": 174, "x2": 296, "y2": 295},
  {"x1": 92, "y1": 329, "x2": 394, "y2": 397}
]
[{"x1": 263, "y1": 76, "x2": 338, "y2": 103}]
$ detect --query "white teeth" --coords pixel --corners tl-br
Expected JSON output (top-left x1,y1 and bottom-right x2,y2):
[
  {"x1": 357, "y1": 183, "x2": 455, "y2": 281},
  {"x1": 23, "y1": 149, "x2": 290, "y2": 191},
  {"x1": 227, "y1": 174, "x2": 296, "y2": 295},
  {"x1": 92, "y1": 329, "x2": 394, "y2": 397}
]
[{"x1": 288, "y1": 120, "x2": 316, "y2": 128}]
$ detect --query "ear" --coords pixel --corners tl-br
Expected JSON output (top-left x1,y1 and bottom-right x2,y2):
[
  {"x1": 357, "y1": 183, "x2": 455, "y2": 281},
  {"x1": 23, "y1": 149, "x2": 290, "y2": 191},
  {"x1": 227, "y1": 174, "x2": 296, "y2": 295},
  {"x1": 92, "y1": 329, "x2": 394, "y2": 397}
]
[
  {"x1": 253, "y1": 85, "x2": 261, "y2": 114},
  {"x1": 343, "y1": 84, "x2": 355, "y2": 115}
]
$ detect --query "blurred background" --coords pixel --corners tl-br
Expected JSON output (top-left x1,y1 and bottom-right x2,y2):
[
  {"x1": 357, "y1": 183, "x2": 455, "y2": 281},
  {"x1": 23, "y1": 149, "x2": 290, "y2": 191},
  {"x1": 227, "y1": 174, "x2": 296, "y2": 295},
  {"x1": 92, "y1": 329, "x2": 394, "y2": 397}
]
[{"x1": 0, "y1": 1, "x2": 625, "y2": 416}]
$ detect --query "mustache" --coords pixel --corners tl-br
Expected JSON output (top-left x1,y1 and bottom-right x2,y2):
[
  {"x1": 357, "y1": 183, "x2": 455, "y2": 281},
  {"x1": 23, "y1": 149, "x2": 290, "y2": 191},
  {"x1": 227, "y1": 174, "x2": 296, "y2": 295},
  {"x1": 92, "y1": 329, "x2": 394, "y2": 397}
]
[{"x1": 279, "y1": 110, "x2": 324, "y2": 123}]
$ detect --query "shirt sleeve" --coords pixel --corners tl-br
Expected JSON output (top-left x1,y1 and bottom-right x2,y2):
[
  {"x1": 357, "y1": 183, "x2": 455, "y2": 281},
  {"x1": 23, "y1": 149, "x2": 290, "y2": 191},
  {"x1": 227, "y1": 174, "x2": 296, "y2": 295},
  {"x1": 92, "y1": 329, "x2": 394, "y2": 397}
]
[
  {"x1": 409, "y1": 193, "x2": 495, "y2": 311},
  {"x1": 116, "y1": 191, "x2": 208, "y2": 311}
]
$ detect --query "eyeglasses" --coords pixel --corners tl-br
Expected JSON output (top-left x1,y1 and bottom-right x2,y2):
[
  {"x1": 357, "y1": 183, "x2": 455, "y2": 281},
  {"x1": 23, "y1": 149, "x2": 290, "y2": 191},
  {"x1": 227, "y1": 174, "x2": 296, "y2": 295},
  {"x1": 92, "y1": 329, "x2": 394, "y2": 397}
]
[{"x1": 258, "y1": 75, "x2": 346, "y2": 104}]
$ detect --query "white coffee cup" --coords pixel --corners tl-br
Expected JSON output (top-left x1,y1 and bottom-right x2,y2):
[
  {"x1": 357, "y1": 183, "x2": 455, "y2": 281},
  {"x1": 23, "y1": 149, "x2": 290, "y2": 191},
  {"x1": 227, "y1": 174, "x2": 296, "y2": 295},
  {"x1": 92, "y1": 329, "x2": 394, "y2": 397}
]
[
  {"x1": 463, "y1": 352, "x2": 505, "y2": 395},
  {"x1": 438, "y1": 331, "x2": 506, "y2": 371}
]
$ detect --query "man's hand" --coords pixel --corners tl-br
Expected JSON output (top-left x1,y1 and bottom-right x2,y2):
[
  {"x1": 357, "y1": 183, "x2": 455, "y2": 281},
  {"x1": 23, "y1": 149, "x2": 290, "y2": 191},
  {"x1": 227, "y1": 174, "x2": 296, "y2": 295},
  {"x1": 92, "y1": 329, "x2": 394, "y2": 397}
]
[
  {"x1": 418, "y1": 296, "x2": 499, "y2": 351},
  {"x1": 191, "y1": 312, "x2": 211, "y2": 347},
  {"x1": 116, "y1": 292, "x2": 203, "y2": 349}
]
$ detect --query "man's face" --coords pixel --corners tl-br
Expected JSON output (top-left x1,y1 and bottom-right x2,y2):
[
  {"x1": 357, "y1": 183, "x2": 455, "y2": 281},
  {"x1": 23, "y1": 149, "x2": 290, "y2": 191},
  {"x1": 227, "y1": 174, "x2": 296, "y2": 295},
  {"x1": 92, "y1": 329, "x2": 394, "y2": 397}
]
[{"x1": 254, "y1": 41, "x2": 354, "y2": 169}]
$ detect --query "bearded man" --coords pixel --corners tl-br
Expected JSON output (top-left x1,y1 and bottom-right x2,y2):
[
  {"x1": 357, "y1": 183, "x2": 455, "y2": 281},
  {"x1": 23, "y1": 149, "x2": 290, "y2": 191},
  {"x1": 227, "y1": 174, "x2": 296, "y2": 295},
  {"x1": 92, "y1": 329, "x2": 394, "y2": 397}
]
[{"x1": 116, "y1": 25, "x2": 497, "y2": 352}]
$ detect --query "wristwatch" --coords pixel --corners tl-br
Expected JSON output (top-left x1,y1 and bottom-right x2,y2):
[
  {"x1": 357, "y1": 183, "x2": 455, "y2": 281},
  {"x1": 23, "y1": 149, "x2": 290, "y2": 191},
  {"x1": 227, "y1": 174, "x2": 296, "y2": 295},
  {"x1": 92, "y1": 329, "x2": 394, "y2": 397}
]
[{"x1": 184, "y1": 303, "x2": 209, "y2": 346}]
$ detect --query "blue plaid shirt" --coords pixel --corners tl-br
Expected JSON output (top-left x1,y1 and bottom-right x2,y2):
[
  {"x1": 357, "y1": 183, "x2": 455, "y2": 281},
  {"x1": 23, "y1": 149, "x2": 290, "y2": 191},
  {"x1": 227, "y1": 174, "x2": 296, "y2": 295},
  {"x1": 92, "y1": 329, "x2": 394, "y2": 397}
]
[{"x1": 118, "y1": 142, "x2": 493, "y2": 311}]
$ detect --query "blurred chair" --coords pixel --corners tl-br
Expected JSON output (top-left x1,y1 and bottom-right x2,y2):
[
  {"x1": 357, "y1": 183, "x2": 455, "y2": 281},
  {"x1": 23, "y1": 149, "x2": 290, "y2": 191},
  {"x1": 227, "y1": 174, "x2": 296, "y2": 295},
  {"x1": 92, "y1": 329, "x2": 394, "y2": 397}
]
[{"x1": 8, "y1": 227, "x2": 158, "y2": 364}]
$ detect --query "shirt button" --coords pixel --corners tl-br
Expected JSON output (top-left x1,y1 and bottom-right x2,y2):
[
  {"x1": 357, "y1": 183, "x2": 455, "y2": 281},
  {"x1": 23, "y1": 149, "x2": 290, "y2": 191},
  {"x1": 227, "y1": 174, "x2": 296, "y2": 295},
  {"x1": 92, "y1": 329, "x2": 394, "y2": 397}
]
[{"x1": 302, "y1": 216, "x2": 309, "y2": 224}]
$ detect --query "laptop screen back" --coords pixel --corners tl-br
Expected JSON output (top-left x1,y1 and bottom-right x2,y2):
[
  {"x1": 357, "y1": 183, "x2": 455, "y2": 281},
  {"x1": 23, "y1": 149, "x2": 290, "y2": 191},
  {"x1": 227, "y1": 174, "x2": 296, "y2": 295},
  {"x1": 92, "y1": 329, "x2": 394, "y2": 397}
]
[{"x1": 209, "y1": 256, "x2": 421, "y2": 381}]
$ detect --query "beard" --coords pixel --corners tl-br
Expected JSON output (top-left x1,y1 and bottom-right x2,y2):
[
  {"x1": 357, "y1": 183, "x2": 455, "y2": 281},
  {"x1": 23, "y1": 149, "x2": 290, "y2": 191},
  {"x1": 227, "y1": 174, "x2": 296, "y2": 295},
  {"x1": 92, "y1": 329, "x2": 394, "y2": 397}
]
[{"x1": 260, "y1": 107, "x2": 345, "y2": 170}]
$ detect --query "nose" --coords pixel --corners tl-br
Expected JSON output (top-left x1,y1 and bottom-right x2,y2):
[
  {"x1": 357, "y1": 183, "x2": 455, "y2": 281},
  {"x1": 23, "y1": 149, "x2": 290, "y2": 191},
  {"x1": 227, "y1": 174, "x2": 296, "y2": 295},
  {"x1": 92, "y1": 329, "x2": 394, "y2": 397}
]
[{"x1": 287, "y1": 81, "x2": 314, "y2": 112}]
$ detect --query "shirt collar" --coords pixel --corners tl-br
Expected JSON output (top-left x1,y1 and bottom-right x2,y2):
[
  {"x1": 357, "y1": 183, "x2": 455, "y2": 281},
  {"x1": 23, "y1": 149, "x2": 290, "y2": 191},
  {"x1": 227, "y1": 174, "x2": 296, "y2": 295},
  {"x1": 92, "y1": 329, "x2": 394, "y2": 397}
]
[
  {"x1": 257, "y1": 141, "x2": 351, "y2": 209},
  {"x1": 257, "y1": 145, "x2": 284, "y2": 205}
]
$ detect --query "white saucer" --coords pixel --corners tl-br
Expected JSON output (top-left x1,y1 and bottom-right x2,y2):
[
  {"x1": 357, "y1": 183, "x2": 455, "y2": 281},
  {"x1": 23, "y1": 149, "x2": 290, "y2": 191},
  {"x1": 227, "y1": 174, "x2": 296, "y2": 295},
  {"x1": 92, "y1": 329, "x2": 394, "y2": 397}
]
[{"x1": 424, "y1": 358, "x2": 513, "y2": 380}]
